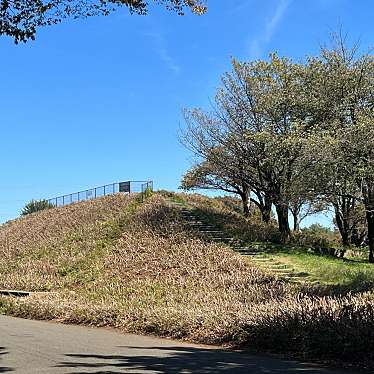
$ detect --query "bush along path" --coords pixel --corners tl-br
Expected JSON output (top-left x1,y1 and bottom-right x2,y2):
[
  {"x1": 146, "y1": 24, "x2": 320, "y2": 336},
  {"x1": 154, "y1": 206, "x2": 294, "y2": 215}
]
[{"x1": 168, "y1": 200, "x2": 319, "y2": 285}]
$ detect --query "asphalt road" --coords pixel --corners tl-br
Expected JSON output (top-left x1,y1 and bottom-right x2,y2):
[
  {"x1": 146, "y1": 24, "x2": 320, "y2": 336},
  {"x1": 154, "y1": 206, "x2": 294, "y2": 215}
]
[{"x1": 0, "y1": 315, "x2": 359, "y2": 373}]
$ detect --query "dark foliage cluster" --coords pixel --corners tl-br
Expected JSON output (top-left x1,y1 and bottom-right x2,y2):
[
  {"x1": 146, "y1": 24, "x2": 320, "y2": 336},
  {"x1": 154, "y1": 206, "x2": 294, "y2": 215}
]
[
  {"x1": 21, "y1": 199, "x2": 54, "y2": 216},
  {"x1": 0, "y1": 0, "x2": 206, "y2": 43}
]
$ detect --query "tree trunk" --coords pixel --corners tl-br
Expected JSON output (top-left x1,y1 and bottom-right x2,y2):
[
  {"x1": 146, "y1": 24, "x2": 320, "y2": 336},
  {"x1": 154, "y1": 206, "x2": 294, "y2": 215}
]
[
  {"x1": 262, "y1": 208, "x2": 271, "y2": 223},
  {"x1": 291, "y1": 206, "x2": 300, "y2": 231},
  {"x1": 275, "y1": 202, "x2": 290, "y2": 242},
  {"x1": 351, "y1": 227, "x2": 361, "y2": 247},
  {"x1": 334, "y1": 204, "x2": 350, "y2": 246},
  {"x1": 367, "y1": 210, "x2": 374, "y2": 263},
  {"x1": 238, "y1": 184, "x2": 251, "y2": 217},
  {"x1": 240, "y1": 191, "x2": 250, "y2": 217},
  {"x1": 293, "y1": 214, "x2": 300, "y2": 231},
  {"x1": 262, "y1": 194, "x2": 272, "y2": 223},
  {"x1": 365, "y1": 190, "x2": 374, "y2": 263},
  {"x1": 251, "y1": 191, "x2": 272, "y2": 222}
]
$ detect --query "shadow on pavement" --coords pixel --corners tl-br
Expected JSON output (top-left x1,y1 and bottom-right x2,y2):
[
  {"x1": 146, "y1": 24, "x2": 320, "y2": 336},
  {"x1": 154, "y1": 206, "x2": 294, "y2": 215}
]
[
  {"x1": 56, "y1": 345, "x2": 343, "y2": 373},
  {"x1": 0, "y1": 347, "x2": 13, "y2": 373}
]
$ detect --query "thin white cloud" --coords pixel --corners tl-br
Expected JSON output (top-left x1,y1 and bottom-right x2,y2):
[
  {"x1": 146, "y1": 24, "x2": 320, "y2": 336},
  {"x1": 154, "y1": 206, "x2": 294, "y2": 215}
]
[
  {"x1": 265, "y1": 0, "x2": 291, "y2": 41},
  {"x1": 145, "y1": 31, "x2": 181, "y2": 75},
  {"x1": 229, "y1": 0, "x2": 254, "y2": 15},
  {"x1": 248, "y1": 39, "x2": 262, "y2": 60},
  {"x1": 248, "y1": 0, "x2": 292, "y2": 59}
]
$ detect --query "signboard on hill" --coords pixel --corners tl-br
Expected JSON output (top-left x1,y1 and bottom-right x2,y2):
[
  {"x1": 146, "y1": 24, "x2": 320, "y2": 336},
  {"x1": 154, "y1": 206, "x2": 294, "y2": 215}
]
[{"x1": 119, "y1": 181, "x2": 131, "y2": 193}]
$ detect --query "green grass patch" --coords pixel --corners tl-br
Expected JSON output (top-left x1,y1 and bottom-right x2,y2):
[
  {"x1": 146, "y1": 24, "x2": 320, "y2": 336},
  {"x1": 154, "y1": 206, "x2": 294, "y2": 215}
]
[
  {"x1": 252, "y1": 243, "x2": 374, "y2": 289},
  {"x1": 157, "y1": 190, "x2": 188, "y2": 206}
]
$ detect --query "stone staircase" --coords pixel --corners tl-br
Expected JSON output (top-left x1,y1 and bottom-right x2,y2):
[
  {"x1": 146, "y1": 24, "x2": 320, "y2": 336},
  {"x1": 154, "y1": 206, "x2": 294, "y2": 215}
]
[{"x1": 170, "y1": 200, "x2": 317, "y2": 285}]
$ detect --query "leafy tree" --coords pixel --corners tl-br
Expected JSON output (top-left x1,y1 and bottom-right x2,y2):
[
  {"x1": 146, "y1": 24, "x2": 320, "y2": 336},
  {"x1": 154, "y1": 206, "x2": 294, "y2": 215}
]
[
  {"x1": 305, "y1": 37, "x2": 374, "y2": 260},
  {"x1": 289, "y1": 199, "x2": 326, "y2": 232},
  {"x1": 180, "y1": 147, "x2": 253, "y2": 216},
  {"x1": 21, "y1": 199, "x2": 54, "y2": 215},
  {"x1": 0, "y1": 0, "x2": 207, "y2": 43},
  {"x1": 183, "y1": 54, "x2": 312, "y2": 240},
  {"x1": 332, "y1": 195, "x2": 366, "y2": 247},
  {"x1": 182, "y1": 34, "x2": 373, "y2": 253},
  {"x1": 332, "y1": 199, "x2": 367, "y2": 247},
  {"x1": 335, "y1": 116, "x2": 374, "y2": 261},
  {"x1": 181, "y1": 160, "x2": 275, "y2": 221},
  {"x1": 303, "y1": 223, "x2": 333, "y2": 235}
]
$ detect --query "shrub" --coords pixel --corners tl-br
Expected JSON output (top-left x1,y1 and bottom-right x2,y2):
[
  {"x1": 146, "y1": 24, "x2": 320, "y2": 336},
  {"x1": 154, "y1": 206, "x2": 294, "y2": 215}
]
[
  {"x1": 21, "y1": 199, "x2": 54, "y2": 216},
  {"x1": 291, "y1": 224, "x2": 342, "y2": 256}
]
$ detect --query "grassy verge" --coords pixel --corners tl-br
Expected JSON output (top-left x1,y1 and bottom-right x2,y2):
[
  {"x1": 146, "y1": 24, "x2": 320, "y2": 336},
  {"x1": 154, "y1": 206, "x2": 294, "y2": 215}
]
[
  {"x1": 270, "y1": 247, "x2": 373, "y2": 283},
  {"x1": 255, "y1": 244, "x2": 374, "y2": 291}
]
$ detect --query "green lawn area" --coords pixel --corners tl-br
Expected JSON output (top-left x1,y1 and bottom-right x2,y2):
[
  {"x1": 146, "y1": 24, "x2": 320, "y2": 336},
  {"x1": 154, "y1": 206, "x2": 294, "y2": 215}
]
[{"x1": 256, "y1": 244, "x2": 374, "y2": 289}]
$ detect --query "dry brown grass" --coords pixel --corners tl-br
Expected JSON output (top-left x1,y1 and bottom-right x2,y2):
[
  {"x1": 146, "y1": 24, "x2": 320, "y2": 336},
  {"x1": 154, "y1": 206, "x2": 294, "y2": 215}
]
[
  {"x1": 0, "y1": 193, "x2": 373, "y2": 366},
  {"x1": 178, "y1": 192, "x2": 281, "y2": 243},
  {"x1": 0, "y1": 194, "x2": 133, "y2": 290}
]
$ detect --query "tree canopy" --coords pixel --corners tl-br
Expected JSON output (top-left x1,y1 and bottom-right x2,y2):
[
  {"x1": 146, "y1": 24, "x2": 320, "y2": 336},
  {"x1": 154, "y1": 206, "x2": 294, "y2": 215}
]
[
  {"x1": 0, "y1": 0, "x2": 207, "y2": 43},
  {"x1": 181, "y1": 35, "x2": 374, "y2": 261},
  {"x1": 182, "y1": 54, "x2": 312, "y2": 238}
]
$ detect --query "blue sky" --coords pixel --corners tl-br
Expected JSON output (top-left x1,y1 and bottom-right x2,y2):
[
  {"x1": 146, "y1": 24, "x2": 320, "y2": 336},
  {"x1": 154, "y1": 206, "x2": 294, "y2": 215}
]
[{"x1": 0, "y1": 0, "x2": 372, "y2": 224}]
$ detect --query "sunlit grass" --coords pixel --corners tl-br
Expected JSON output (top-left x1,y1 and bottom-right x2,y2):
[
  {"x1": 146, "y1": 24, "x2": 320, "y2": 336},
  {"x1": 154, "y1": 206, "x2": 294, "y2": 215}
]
[
  {"x1": 237, "y1": 241, "x2": 374, "y2": 288},
  {"x1": 267, "y1": 248, "x2": 374, "y2": 286},
  {"x1": 0, "y1": 192, "x2": 373, "y2": 365}
]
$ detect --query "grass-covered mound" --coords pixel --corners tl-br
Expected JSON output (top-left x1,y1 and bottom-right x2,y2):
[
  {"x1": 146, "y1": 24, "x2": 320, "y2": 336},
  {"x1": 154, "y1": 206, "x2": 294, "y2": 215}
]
[{"x1": 0, "y1": 193, "x2": 373, "y2": 367}]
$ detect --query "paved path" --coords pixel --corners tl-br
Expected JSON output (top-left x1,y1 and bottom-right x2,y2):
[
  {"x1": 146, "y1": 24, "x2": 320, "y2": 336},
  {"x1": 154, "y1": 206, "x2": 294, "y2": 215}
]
[{"x1": 0, "y1": 315, "x2": 359, "y2": 373}]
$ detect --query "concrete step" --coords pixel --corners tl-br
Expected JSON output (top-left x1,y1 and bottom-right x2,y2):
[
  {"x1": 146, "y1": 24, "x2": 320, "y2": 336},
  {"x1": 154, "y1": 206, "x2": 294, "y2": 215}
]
[
  {"x1": 234, "y1": 247, "x2": 268, "y2": 253},
  {"x1": 239, "y1": 252, "x2": 267, "y2": 257},
  {"x1": 246, "y1": 256, "x2": 272, "y2": 261},
  {"x1": 263, "y1": 264, "x2": 293, "y2": 270},
  {"x1": 199, "y1": 230, "x2": 223, "y2": 233},
  {"x1": 242, "y1": 252, "x2": 268, "y2": 256},
  {"x1": 274, "y1": 271, "x2": 309, "y2": 278}
]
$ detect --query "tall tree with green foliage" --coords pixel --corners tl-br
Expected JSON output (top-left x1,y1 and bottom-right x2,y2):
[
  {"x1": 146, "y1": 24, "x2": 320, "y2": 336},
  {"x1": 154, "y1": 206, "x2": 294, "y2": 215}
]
[
  {"x1": 183, "y1": 54, "x2": 312, "y2": 240},
  {"x1": 304, "y1": 36, "x2": 374, "y2": 260},
  {"x1": 182, "y1": 34, "x2": 373, "y2": 252},
  {"x1": 0, "y1": 0, "x2": 207, "y2": 43},
  {"x1": 311, "y1": 114, "x2": 374, "y2": 261}
]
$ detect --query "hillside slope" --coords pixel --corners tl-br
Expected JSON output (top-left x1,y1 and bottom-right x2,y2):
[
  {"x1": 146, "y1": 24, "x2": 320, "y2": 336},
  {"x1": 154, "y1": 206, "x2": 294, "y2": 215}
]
[{"x1": 0, "y1": 193, "x2": 373, "y2": 366}]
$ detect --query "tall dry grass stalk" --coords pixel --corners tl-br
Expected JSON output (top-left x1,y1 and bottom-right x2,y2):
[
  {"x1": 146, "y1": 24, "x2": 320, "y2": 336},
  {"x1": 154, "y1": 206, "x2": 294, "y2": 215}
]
[{"x1": 0, "y1": 193, "x2": 373, "y2": 365}]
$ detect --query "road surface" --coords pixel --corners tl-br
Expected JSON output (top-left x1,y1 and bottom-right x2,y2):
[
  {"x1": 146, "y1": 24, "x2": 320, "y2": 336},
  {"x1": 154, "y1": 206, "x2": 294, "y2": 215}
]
[{"x1": 0, "y1": 315, "x2": 359, "y2": 373}]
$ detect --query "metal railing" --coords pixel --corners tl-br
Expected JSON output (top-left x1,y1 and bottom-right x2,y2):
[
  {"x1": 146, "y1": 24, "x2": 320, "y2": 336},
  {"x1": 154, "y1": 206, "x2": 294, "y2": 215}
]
[{"x1": 46, "y1": 180, "x2": 153, "y2": 208}]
